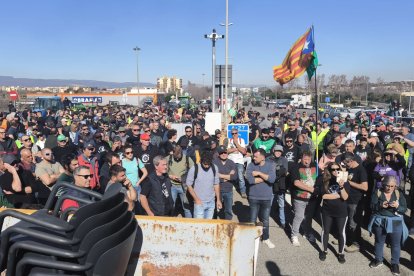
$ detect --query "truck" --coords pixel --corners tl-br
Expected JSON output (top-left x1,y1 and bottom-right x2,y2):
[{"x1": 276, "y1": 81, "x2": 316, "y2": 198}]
[
  {"x1": 32, "y1": 96, "x2": 64, "y2": 117},
  {"x1": 291, "y1": 94, "x2": 313, "y2": 109}
]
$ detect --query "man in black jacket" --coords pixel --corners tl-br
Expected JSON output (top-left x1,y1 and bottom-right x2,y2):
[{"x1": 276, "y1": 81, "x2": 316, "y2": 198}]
[{"x1": 140, "y1": 156, "x2": 174, "y2": 216}]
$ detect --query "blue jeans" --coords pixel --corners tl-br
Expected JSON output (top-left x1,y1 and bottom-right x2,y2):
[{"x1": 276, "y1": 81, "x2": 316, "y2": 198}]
[
  {"x1": 220, "y1": 191, "x2": 233, "y2": 220},
  {"x1": 170, "y1": 185, "x2": 192, "y2": 218},
  {"x1": 373, "y1": 222, "x2": 403, "y2": 264},
  {"x1": 249, "y1": 198, "x2": 272, "y2": 240},
  {"x1": 276, "y1": 192, "x2": 286, "y2": 226},
  {"x1": 236, "y1": 163, "x2": 246, "y2": 194},
  {"x1": 194, "y1": 199, "x2": 216, "y2": 219},
  {"x1": 134, "y1": 185, "x2": 141, "y2": 202}
]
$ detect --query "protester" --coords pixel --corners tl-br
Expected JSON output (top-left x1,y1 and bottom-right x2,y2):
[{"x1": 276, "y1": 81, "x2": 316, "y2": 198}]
[
  {"x1": 319, "y1": 162, "x2": 350, "y2": 263},
  {"x1": 140, "y1": 156, "x2": 174, "y2": 216},
  {"x1": 186, "y1": 151, "x2": 222, "y2": 219},
  {"x1": 290, "y1": 150, "x2": 319, "y2": 246},
  {"x1": 167, "y1": 145, "x2": 194, "y2": 218},
  {"x1": 368, "y1": 176, "x2": 407, "y2": 275},
  {"x1": 214, "y1": 146, "x2": 237, "y2": 220},
  {"x1": 246, "y1": 148, "x2": 277, "y2": 248}
]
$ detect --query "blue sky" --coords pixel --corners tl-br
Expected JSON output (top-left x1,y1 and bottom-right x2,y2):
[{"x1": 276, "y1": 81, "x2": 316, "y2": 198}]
[{"x1": 1, "y1": 0, "x2": 413, "y2": 86}]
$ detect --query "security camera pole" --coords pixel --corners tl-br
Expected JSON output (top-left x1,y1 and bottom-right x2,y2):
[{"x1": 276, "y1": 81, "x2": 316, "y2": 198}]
[{"x1": 205, "y1": 29, "x2": 224, "y2": 112}]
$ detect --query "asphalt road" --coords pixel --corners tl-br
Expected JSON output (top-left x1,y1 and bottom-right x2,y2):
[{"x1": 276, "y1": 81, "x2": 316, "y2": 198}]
[{"x1": 233, "y1": 106, "x2": 414, "y2": 276}]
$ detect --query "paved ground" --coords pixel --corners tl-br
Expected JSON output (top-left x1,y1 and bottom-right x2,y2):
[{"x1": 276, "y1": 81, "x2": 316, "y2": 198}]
[
  {"x1": 230, "y1": 190, "x2": 414, "y2": 276},
  {"x1": 230, "y1": 106, "x2": 414, "y2": 275}
]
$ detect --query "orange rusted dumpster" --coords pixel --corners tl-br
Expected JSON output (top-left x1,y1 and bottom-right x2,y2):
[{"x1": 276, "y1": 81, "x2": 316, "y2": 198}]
[{"x1": 1, "y1": 210, "x2": 262, "y2": 276}]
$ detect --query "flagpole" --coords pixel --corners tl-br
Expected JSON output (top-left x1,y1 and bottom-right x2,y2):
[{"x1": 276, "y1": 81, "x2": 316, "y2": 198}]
[{"x1": 312, "y1": 25, "x2": 319, "y2": 176}]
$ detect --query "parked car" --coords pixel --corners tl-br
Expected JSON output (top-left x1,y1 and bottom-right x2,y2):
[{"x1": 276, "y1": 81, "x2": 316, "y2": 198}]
[{"x1": 329, "y1": 107, "x2": 356, "y2": 119}]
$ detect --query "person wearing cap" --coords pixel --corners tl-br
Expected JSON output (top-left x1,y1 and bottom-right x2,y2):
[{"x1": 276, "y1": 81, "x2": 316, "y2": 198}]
[
  {"x1": 227, "y1": 128, "x2": 248, "y2": 198},
  {"x1": 369, "y1": 132, "x2": 384, "y2": 152},
  {"x1": 0, "y1": 154, "x2": 24, "y2": 207},
  {"x1": 35, "y1": 148, "x2": 65, "y2": 189},
  {"x1": 323, "y1": 122, "x2": 341, "y2": 151},
  {"x1": 283, "y1": 120, "x2": 300, "y2": 142},
  {"x1": 116, "y1": 126, "x2": 129, "y2": 146},
  {"x1": 378, "y1": 123, "x2": 394, "y2": 147},
  {"x1": 52, "y1": 134, "x2": 77, "y2": 164},
  {"x1": 77, "y1": 142, "x2": 100, "y2": 190},
  {"x1": 355, "y1": 137, "x2": 371, "y2": 162},
  {"x1": 213, "y1": 145, "x2": 237, "y2": 220},
  {"x1": 135, "y1": 133, "x2": 160, "y2": 172},
  {"x1": 267, "y1": 145, "x2": 288, "y2": 228}
]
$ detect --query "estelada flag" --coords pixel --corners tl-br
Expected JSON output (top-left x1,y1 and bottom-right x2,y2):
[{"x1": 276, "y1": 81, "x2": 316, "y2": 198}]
[{"x1": 273, "y1": 27, "x2": 315, "y2": 85}]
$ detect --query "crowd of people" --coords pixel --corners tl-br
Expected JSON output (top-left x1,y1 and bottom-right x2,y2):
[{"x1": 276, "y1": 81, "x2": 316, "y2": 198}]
[{"x1": 0, "y1": 103, "x2": 413, "y2": 275}]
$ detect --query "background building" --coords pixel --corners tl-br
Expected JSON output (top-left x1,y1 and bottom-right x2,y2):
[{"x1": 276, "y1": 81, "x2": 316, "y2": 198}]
[{"x1": 157, "y1": 76, "x2": 183, "y2": 94}]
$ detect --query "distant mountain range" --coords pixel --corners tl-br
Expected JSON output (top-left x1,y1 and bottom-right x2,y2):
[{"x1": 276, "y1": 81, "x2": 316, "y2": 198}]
[{"x1": 0, "y1": 76, "x2": 154, "y2": 88}]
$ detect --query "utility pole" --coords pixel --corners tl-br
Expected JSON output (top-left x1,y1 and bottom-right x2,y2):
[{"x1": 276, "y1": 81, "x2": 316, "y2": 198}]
[
  {"x1": 133, "y1": 46, "x2": 141, "y2": 106},
  {"x1": 205, "y1": 29, "x2": 224, "y2": 112}
]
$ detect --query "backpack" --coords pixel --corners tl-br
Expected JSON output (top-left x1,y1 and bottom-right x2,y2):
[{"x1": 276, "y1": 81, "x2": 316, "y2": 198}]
[{"x1": 193, "y1": 163, "x2": 216, "y2": 185}]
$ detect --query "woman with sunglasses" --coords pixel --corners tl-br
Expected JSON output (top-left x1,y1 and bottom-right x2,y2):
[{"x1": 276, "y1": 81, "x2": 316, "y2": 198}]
[
  {"x1": 368, "y1": 175, "x2": 408, "y2": 275},
  {"x1": 122, "y1": 145, "x2": 148, "y2": 202},
  {"x1": 319, "y1": 162, "x2": 350, "y2": 263}
]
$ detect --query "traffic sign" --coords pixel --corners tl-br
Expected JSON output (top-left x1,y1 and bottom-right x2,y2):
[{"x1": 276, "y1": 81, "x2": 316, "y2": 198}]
[
  {"x1": 325, "y1": 97, "x2": 330, "y2": 103},
  {"x1": 8, "y1": 90, "x2": 18, "y2": 101},
  {"x1": 227, "y1": 124, "x2": 249, "y2": 143}
]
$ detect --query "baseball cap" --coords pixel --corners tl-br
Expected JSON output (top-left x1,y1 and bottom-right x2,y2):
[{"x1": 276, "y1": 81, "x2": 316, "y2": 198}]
[
  {"x1": 82, "y1": 141, "x2": 96, "y2": 149},
  {"x1": 118, "y1": 126, "x2": 126, "y2": 132},
  {"x1": 217, "y1": 145, "x2": 227, "y2": 154},
  {"x1": 57, "y1": 134, "x2": 67, "y2": 142},
  {"x1": 273, "y1": 145, "x2": 284, "y2": 152},
  {"x1": 370, "y1": 132, "x2": 379, "y2": 137},
  {"x1": 215, "y1": 129, "x2": 221, "y2": 135},
  {"x1": 140, "y1": 133, "x2": 150, "y2": 141}
]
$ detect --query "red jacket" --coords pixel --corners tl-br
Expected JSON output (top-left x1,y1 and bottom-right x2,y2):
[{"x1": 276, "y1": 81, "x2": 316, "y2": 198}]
[{"x1": 77, "y1": 154, "x2": 100, "y2": 190}]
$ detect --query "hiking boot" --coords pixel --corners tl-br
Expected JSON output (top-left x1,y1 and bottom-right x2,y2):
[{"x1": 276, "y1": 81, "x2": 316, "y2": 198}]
[
  {"x1": 304, "y1": 233, "x2": 316, "y2": 243},
  {"x1": 241, "y1": 193, "x2": 248, "y2": 199},
  {"x1": 291, "y1": 236, "x2": 300, "y2": 247},
  {"x1": 262, "y1": 239, "x2": 275, "y2": 249},
  {"x1": 319, "y1": 251, "x2": 327, "y2": 261},
  {"x1": 369, "y1": 259, "x2": 383, "y2": 268},
  {"x1": 345, "y1": 244, "x2": 359, "y2": 253},
  {"x1": 391, "y1": 264, "x2": 400, "y2": 276},
  {"x1": 337, "y1": 254, "x2": 346, "y2": 264}
]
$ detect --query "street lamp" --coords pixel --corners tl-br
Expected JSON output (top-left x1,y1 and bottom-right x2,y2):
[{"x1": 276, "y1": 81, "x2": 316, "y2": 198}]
[
  {"x1": 133, "y1": 46, "x2": 141, "y2": 106},
  {"x1": 220, "y1": 0, "x2": 233, "y2": 125},
  {"x1": 205, "y1": 29, "x2": 224, "y2": 112}
]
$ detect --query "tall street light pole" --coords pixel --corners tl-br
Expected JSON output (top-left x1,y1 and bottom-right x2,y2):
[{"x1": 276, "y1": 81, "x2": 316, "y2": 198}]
[
  {"x1": 133, "y1": 46, "x2": 141, "y2": 106},
  {"x1": 366, "y1": 77, "x2": 369, "y2": 106},
  {"x1": 205, "y1": 29, "x2": 224, "y2": 112},
  {"x1": 220, "y1": 0, "x2": 233, "y2": 125}
]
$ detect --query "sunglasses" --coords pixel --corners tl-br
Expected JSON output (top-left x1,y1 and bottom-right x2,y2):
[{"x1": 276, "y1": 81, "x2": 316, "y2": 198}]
[
  {"x1": 219, "y1": 152, "x2": 228, "y2": 155},
  {"x1": 145, "y1": 130, "x2": 150, "y2": 132},
  {"x1": 119, "y1": 131, "x2": 125, "y2": 133},
  {"x1": 77, "y1": 174, "x2": 93, "y2": 179},
  {"x1": 231, "y1": 133, "x2": 238, "y2": 135},
  {"x1": 59, "y1": 140, "x2": 67, "y2": 143},
  {"x1": 125, "y1": 151, "x2": 133, "y2": 155},
  {"x1": 87, "y1": 147, "x2": 95, "y2": 151},
  {"x1": 133, "y1": 129, "x2": 140, "y2": 132},
  {"x1": 330, "y1": 168, "x2": 340, "y2": 171},
  {"x1": 285, "y1": 140, "x2": 293, "y2": 143},
  {"x1": 44, "y1": 153, "x2": 53, "y2": 156}
]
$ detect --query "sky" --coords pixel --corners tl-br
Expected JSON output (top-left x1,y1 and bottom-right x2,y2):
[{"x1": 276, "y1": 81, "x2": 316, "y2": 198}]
[{"x1": 1, "y1": 0, "x2": 413, "y2": 87}]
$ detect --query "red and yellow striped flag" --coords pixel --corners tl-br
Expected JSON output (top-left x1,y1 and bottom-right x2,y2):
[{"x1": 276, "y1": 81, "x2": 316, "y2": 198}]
[{"x1": 273, "y1": 28, "x2": 311, "y2": 85}]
